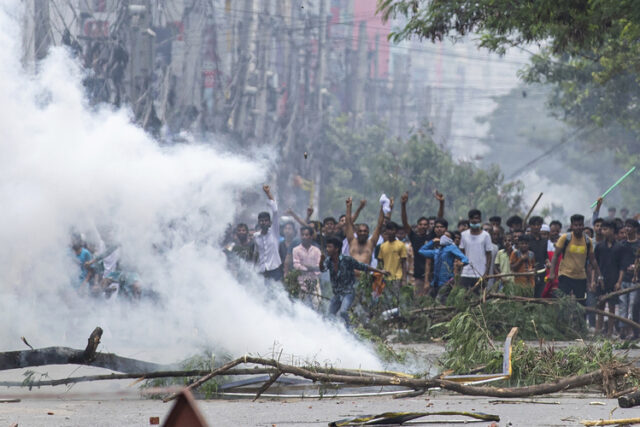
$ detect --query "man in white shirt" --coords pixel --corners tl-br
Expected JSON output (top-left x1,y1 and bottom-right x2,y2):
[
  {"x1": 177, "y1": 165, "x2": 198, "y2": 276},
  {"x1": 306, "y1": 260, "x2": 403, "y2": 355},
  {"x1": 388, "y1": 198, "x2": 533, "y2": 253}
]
[
  {"x1": 254, "y1": 184, "x2": 283, "y2": 283},
  {"x1": 292, "y1": 226, "x2": 323, "y2": 307},
  {"x1": 459, "y1": 209, "x2": 493, "y2": 291}
]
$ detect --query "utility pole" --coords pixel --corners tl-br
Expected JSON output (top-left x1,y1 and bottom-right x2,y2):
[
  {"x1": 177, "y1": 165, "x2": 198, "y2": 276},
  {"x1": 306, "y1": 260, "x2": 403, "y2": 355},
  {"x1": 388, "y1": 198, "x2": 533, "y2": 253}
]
[
  {"x1": 127, "y1": 0, "x2": 155, "y2": 120},
  {"x1": 254, "y1": 0, "x2": 272, "y2": 141},
  {"x1": 230, "y1": 0, "x2": 255, "y2": 138},
  {"x1": 33, "y1": 0, "x2": 52, "y2": 62},
  {"x1": 311, "y1": 0, "x2": 328, "y2": 215},
  {"x1": 352, "y1": 20, "x2": 368, "y2": 127},
  {"x1": 315, "y1": 0, "x2": 327, "y2": 114}
]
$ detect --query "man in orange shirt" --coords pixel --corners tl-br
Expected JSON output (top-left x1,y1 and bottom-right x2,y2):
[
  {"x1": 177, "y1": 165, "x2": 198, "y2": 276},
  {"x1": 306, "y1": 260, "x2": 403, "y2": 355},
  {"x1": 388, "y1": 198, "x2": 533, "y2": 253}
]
[{"x1": 509, "y1": 234, "x2": 535, "y2": 291}]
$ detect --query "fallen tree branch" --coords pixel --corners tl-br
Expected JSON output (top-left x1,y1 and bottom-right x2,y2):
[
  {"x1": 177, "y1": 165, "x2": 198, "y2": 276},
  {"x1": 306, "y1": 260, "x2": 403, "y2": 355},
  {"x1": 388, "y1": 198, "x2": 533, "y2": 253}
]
[
  {"x1": 0, "y1": 358, "x2": 409, "y2": 389},
  {"x1": 581, "y1": 418, "x2": 640, "y2": 426},
  {"x1": 409, "y1": 292, "x2": 564, "y2": 316},
  {"x1": 0, "y1": 368, "x2": 279, "y2": 388},
  {"x1": 0, "y1": 327, "x2": 164, "y2": 373},
  {"x1": 253, "y1": 372, "x2": 282, "y2": 401},
  {"x1": 484, "y1": 272, "x2": 536, "y2": 279},
  {"x1": 598, "y1": 283, "x2": 640, "y2": 304},
  {"x1": 329, "y1": 410, "x2": 500, "y2": 426},
  {"x1": 163, "y1": 357, "x2": 247, "y2": 401},
  {"x1": 486, "y1": 293, "x2": 556, "y2": 304},
  {"x1": 584, "y1": 306, "x2": 640, "y2": 332},
  {"x1": 3, "y1": 331, "x2": 639, "y2": 401},
  {"x1": 163, "y1": 356, "x2": 639, "y2": 400}
]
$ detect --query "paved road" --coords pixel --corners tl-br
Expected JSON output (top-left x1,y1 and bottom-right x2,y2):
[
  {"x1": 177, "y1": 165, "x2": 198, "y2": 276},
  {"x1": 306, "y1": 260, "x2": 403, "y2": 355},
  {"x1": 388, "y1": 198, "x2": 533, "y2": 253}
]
[
  {"x1": 0, "y1": 392, "x2": 635, "y2": 426},
  {"x1": 0, "y1": 340, "x2": 638, "y2": 426}
]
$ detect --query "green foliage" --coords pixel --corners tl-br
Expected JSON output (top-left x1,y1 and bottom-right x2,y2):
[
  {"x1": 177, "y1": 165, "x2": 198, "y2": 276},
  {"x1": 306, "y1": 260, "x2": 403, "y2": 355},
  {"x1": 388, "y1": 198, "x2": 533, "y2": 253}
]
[
  {"x1": 352, "y1": 273, "x2": 440, "y2": 342},
  {"x1": 480, "y1": 298, "x2": 587, "y2": 340},
  {"x1": 378, "y1": 0, "x2": 640, "y2": 186},
  {"x1": 508, "y1": 340, "x2": 618, "y2": 386},
  {"x1": 436, "y1": 304, "x2": 627, "y2": 386},
  {"x1": 378, "y1": 0, "x2": 640, "y2": 56},
  {"x1": 283, "y1": 270, "x2": 302, "y2": 299},
  {"x1": 322, "y1": 117, "x2": 523, "y2": 222},
  {"x1": 21, "y1": 370, "x2": 50, "y2": 390},
  {"x1": 436, "y1": 310, "x2": 498, "y2": 374},
  {"x1": 144, "y1": 352, "x2": 227, "y2": 399}
]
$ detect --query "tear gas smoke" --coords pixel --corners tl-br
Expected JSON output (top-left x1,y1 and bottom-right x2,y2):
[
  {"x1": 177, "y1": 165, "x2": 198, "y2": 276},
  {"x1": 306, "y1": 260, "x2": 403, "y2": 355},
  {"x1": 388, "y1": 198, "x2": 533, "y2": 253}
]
[{"x1": 0, "y1": 2, "x2": 380, "y2": 369}]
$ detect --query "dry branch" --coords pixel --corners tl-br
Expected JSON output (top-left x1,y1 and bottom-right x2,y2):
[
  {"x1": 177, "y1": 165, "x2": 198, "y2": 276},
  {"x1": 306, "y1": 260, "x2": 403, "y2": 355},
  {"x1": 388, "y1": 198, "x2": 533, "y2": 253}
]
[
  {"x1": 253, "y1": 372, "x2": 281, "y2": 401},
  {"x1": 0, "y1": 327, "x2": 163, "y2": 373},
  {"x1": 486, "y1": 293, "x2": 555, "y2": 304},
  {"x1": 163, "y1": 356, "x2": 639, "y2": 401},
  {"x1": 3, "y1": 336, "x2": 638, "y2": 401},
  {"x1": 598, "y1": 283, "x2": 640, "y2": 304},
  {"x1": 580, "y1": 418, "x2": 640, "y2": 426},
  {"x1": 584, "y1": 306, "x2": 640, "y2": 332},
  {"x1": 0, "y1": 368, "x2": 279, "y2": 388}
]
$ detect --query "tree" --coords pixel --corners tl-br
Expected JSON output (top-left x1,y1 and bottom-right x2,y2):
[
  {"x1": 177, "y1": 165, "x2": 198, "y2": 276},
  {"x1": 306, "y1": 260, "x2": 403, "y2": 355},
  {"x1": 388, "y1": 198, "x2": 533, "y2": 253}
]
[
  {"x1": 321, "y1": 116, "x2": 523, "y2": 223},
  {"x1": 377, "y1": 0, "x2": 640, "y2": 171}
]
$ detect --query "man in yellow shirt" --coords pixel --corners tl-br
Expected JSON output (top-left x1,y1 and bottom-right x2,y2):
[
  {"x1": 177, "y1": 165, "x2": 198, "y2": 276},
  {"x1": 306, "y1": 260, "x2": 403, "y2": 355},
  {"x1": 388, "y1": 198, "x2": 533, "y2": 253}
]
[
  {"x1": 377, "y1": 222, "x2": 408, "y2": 287},
  {"x1": 549, "y1": 214, "x2": 602, "y2": 303}
]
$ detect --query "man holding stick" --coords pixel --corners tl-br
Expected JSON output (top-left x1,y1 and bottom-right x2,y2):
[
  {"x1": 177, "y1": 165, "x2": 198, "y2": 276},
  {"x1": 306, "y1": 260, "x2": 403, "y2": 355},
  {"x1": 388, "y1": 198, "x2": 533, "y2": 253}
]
[
  {"x1": 549, "y1": 214, "x2": 602, "y2": 304},
  {"x1": 617, "y1": 219, "x2": 640, "y2": 338},
  {"x1": 593, "y1": 221, "x2": 622, "y2": 336}
]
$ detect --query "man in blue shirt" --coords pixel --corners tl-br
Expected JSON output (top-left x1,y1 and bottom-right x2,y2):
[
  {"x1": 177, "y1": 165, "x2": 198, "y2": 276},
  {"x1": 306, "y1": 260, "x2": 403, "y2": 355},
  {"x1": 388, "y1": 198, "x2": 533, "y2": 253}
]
[
  {"x1": 320, "y1": 236, "x2": 388, "y2": 327},
  {"x1": 72, "y1": 240, "x2": 93, "y2": 292},
  {"x1": 419, "y1": 229, "x2": 469, "y2": 303}
]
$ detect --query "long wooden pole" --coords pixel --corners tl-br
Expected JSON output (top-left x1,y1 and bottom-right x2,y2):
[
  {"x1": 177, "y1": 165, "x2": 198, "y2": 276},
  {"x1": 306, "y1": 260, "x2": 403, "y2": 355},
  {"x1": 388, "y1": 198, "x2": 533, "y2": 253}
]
[{"x1": 523, "y1": 192, "x2": 543, "y2": 225}]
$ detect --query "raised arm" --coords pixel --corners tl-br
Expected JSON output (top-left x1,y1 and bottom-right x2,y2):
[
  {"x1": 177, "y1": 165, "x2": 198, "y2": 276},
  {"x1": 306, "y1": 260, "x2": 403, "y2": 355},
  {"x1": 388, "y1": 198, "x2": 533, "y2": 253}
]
[
  {"x1": 386, "y1": 197, "x2": 394, "y2": 221},
  {"x1": 592, "y1": 197, "x2": 603, "y2": 225},
  {"x1": 345, "y1": 197, "x2": 356, "y2": 244},
  {"x1": 434, "y1": 190, "x2": 445, "y2": 219},
  {"x1": 263, "y1": 184, "x2": 274, "y2": 201},
  {"x1": 305, "y1": 206, "x2": 314, "y2": 223},
  {"x1": 263, "y1": 185, "x2": 279, "y2": 236},
  {"x1": 285, "y1": 208, "x2": 309, "y2": 227},
  {"x1": 370, "y1": 206, "x2": 385, "y2": 245},
  {"x1": 351, "y1": 199, "x2": 366, "y2": 223},
  {"x1": 400, "y1": 192, "x2": 411, "y2": 234}
]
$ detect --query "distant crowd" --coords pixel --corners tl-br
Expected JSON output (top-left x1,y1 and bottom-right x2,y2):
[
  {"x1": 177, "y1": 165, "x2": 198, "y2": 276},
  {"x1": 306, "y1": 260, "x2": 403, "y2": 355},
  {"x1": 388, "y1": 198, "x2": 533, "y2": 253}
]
[
  {"x1": 69, "y1": 184, "x2": 640, "y2": 338},
  {"x1": 220, "y1": 186, "x2": 639, "y2": 337}
]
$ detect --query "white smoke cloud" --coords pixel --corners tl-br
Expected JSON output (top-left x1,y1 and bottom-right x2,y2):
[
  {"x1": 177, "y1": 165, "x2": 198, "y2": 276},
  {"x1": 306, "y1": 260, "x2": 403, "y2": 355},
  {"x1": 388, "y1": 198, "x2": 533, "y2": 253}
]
[
  {"x1": 517, "y1": 169, "x2": 598, "y2": 221},
  {"x1": 0, "y1": 1, "x2": 380, "y2": 369}
]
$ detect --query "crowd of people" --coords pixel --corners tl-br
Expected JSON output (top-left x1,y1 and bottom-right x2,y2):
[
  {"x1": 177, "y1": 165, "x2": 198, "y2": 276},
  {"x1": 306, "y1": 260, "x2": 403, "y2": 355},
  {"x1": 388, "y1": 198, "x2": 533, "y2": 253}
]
[
  {"x1": 70, "y1": 228, "x2": 143, "y2": 301},
  {"x1": 222, "y1": 186, "x2": 640, "y2": 338},
  {"x1": 67, "y1": 183, "x2": 639, "y2": 338}
]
